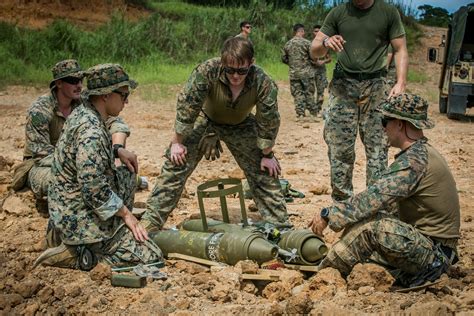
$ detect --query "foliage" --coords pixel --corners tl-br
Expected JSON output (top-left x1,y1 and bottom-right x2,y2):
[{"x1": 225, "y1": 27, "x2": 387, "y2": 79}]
[
  {"x1": 0, "y1": 1, "x2": 422, "y2": 87},
  {"x1": 417, "y1": 4, "x2": 451, "y2": 27}
]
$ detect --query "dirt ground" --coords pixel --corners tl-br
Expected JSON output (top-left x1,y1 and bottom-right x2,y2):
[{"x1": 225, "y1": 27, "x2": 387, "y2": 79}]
[{"x1": 0, "y1": 12, "x2": 473, "y2": 315}]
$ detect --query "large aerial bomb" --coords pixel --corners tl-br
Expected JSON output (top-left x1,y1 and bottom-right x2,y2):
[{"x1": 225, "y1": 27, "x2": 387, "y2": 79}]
[
  {"x1": 278, "y1": 229, "x2": 328, "y2": 265},
  {"x1": 150, "y1": 229, "x2": 278, "y2": 265}
]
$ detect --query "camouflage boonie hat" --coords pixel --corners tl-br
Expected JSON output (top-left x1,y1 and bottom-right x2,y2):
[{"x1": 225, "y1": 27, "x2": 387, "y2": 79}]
[
  {"x1": 379, "y1": 93, "x2": 435, "y2": 129},
  {"x1": 49, "y1": 59, "x2": 84, "y2": 89},
  {"x1": 82, "y1": 63, "x2": 137, "y2": 98}
]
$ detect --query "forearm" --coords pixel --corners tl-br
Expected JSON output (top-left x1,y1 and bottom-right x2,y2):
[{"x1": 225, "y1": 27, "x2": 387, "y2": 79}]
[
  {"x1": 394, "y1": 48, "x2": 408, "y2": 86},
  {"x1": 171, "y1": 132, "x2": 184, "y2": 144},
  {"x1": 112, "y1": 132, "x2": 127, "y2": 147},
  {"x1": 311, "y1": 37, "x2": 329, "y2": 59}
]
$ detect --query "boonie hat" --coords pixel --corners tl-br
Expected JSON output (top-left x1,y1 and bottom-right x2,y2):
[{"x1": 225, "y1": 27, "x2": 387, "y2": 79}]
[
  {"x1": 82, "y1": 63, "x2": 137, "y2": 98},
  {"x1": 379, "y1": 93, "x2": 435, "y2": 129},
  {"x1": 49, "y1": 59, "x2": 83, "y2": 89}
]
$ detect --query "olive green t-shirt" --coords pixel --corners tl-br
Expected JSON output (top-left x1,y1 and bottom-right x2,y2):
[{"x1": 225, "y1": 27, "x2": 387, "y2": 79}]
[{"x1": 320, "y1": 0, "x2": 405, "y2": 73}]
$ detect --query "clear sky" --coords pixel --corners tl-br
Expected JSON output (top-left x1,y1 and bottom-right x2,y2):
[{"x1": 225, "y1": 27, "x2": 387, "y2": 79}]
[{"x1": 406, "y1": 0, "x2": 472, "y2": 13}]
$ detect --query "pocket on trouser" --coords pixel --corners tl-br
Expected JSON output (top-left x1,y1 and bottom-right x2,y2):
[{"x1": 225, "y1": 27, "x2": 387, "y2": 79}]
[
  {"x1": 98, "y1": 227, "x2": 163, "y2": 268},
  {"x1": 374, "y1": 218, "x2": 434, "y2": 274}
]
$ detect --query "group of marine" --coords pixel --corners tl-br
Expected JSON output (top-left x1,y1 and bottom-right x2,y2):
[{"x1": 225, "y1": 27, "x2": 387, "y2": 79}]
[{"x1": 14, "y1": 0, "x2": 460, "y2": 289}]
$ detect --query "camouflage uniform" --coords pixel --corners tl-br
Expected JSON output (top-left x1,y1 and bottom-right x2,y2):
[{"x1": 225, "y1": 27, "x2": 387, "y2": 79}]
[
  {"x1": 320, "y1": 0, "x2": 405, "y2": 201},
  {"x1": 17, "y1": 60, "x2": 130, "y2": 202},
  {"x1": 325, "y1": 76, "x2": 389, "y2": 201},
  {"x1": 46, "y1": 64, "x2": 161, "y2": 268},
  {"x1": 319, "y1": 94, "x2": 460, "y2": 284},
  {"x1": 282, "y1": 36, "x2": 317, "y2": 117},
  {"x1": 144, "y1": 58, "x2": 289, "y2": 228},
  {"x1": 313, "y1": 58, "x2": 328, "y2": 114}
]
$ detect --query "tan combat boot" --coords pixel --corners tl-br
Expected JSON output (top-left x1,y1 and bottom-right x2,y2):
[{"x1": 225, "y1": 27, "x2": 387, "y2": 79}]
[{"x1": 33, "y1": 243, "x2": 78, "y2": 269}]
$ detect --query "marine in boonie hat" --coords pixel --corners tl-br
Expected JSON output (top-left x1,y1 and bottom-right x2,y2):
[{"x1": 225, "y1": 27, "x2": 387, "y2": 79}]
[
  {"x1": 379, "y1": 93, "x2": 435, "y2": 129},
  {"x1": 82, "y1": 63, "x2": 137, "y2": 99},
  {"x1": 49, "y1": 59, "x2": 84, "y2": 90}
]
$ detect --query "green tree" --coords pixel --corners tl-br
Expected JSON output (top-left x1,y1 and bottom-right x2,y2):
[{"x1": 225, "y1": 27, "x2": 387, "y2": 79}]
[{"x1": 417, "y1": 4, "x2": 451, "y2": 27}]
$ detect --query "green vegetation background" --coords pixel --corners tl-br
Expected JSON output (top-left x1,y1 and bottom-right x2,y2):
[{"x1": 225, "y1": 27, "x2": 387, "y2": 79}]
[{"x1": 0, "y1": 1, "x2": 425, "y2": 89}]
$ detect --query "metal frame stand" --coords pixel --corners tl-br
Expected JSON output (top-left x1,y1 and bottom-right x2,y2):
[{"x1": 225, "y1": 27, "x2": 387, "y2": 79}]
[{"x1": 196, "y1": 178, "x2": 249, "y2": 231}]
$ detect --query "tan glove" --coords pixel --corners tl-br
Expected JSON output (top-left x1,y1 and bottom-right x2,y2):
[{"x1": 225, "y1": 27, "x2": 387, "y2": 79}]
[{"x1": 198, "y1": 132, "x2": 224, "y2": 160}]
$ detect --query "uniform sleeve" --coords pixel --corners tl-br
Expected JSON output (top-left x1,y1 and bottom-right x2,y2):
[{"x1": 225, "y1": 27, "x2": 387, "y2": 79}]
[
  {"x1": 281, "y1": 45, "x2": 289, "y2": 64},
  {"x1": 25, "y1": 105, "x2": 55, "y2": 158},
  {"x1": 76, "y1": 125, "x2": 123, "y2": 221},
  {"x1": 255, "y1": 76, "x2": 280, "y2": 149},
  {"x1": 326, "y1": 157, "x2": 424, "y2": 232},
  {"x1": 319, "y1": 7, "x2": 339, "y2": 37},
  {"x1": 175, "y1": 63, "x2": 211, "y2": 136},
  {"x1": 106, "y1": 116, "x2": 130, "y2": 136},
  {"x1": 388, "y1": 6, "x2": 405, "y2": 39}
]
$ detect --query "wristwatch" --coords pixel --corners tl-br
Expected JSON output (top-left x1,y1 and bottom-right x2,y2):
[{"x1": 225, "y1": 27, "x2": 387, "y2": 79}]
[
  {"x1": 262, "y1": 151, "x2": 274, "y2": 159},
  {"x1": 320, "y1": 207, "x2": 330, "y2": 222},
  {"x1": 113, "y1": 144, "x2": 124, "y2": 158},
  {"x1": 322, "y1": 37, "x2": 330, "y2": 48}
]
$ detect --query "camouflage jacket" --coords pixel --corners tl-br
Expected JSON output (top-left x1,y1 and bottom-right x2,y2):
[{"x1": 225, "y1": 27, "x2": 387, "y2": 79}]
[
  {"x1": 48, "y1": 101, "x2": 124, "y2": 245},
  {"x1": 23, "y1": 92, "x2": 130, "y2": 160},
  {"x1": 175, "y1": 57, "x2": 280, "y2": 150},
  {"x1": 326, "y1": 138, "x2": 460, "y2": 239},
  {"x1": 281, "y1": 36, "x2": 315, "y2": 80},
  {"x1": 24, "y1": 93, "x2": 79, "y2": 159}
]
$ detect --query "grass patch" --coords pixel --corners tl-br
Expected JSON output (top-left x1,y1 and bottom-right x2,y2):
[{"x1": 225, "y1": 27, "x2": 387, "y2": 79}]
[{"x1": 408, "y1": 69, "x2": 429, "y2": 84}]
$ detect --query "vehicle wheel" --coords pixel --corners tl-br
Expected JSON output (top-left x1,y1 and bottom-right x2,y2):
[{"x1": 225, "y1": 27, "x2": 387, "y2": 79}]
[{"x1": 439, "y1": 95, "x2": 447, "y2": 113}]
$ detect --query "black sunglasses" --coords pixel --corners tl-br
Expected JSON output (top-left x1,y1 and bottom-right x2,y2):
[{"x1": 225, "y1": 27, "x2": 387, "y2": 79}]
[
  {"x1": 244, "y1": 25, "x2": 252, "y2": 29},
  {"x1": 61, "y1": 77, "x2": 82, "y2": 85},
  {"x1": 112, "y1": 90, "x2": 130, "y2": 102},
  {"x1": 224, "y1": 66, "x2": 251, "y2": 75},
  {"x1": 381, "y1": 116, "x2": 396, "y2": 128}
]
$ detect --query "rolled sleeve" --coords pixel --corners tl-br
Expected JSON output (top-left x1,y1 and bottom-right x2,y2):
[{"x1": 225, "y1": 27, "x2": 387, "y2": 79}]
[
  {"x1": 94, "y1": 191, "x2": 124, "y2": 221},
  {"x1": 327, "y1": 160, "x2": 422, "y2": 232}
]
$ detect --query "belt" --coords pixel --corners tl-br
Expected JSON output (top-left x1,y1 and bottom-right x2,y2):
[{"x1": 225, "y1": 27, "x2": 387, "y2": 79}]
[{"x1": 333, "y1": 63, "x2": 387, "y2": 81}]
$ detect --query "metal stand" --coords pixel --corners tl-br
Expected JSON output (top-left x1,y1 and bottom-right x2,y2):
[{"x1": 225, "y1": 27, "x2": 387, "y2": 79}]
[{"x1": 196, "y1": 178, "x2": 249, "y2": 231}]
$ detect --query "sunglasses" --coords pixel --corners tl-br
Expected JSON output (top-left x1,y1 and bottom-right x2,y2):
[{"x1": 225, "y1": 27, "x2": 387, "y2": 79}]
[
  {"x1": 381, "y1": 116, "x2": 396, "y2": 128},
  {"x1": 224, "y1": 66, "x2": 251, "y2": 75},
  {"x1": 61, "y1": 77, "x2": 82, "y2": 85},
  {"x1": 112, "y1": 90, "x2": 130, "y2": 102},
  {"x1": 244, "y1": 25, "x2": 252, "y2": 29}
]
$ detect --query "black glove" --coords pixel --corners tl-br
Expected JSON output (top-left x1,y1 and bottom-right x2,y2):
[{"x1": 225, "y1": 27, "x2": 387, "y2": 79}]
[{"x1": 198, "y1": 132, "x2": 223, "y2": 160}]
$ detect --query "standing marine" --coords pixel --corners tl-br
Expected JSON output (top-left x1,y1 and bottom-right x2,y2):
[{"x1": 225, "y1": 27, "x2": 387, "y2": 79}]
[
  {"x1": 311, "y1": 0, "x2": 409, "y2": 201},
  {"x1": 282, "y1": 23, "x2": 318, "y2": 122},
  {"x1": 143, "y1": 37, "x2": 290, "y2": 231}
]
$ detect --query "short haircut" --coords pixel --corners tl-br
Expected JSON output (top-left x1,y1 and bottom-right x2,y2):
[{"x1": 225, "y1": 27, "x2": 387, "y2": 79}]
[
  {"x1": 313, "y1": 24, "x2": 322, "y2": 29},
  {"x1": 293, "y1": 23, "x2": 305, "y2": 33},
  {"x1": 221, "y1": 37, "x2": 254, "y2": 66},
  {"x1": 240, "y1": 21, "x2": 251, "y2": 29}
]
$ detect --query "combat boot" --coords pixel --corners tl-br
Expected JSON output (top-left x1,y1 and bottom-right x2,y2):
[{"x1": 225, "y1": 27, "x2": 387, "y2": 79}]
[{"x1": 34, "y1": 243, "x2": 78, "y2": 269}]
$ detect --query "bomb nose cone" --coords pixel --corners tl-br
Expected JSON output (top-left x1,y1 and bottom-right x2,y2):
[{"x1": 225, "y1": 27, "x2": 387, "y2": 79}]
[
  {"x1": 301, "y1": 238, "x2": 328, "y2": 262},
  {"x1": 247, "y1": 237, "x2": 278, "y2": 264}
]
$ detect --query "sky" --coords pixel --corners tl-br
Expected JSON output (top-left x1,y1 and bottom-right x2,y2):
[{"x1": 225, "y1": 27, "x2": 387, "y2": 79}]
[{"x1": 405, "y1": 0, "x2": 472, "y2": 13}]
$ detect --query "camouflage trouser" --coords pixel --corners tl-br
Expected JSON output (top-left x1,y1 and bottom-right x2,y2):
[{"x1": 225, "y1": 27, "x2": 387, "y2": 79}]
[
  {"x1": 90, "y1": 225, "x2": 163, "y2": 268},
  {"x1": 324, "y1": 77, "x2": 389, "y2": 201},
  {"x1": 314, "y1": 70, "x2": 328, "y2": 113},
  {"x1": 27, "y1": 156, "x2": 54, "y2": 200},
  {"x1": 290, "y1": 78, "x2": 317, "y2": 116},
  {"x1": 145, "y1": 114, "x2": 289, "y2": 228},
  {"x1": 319, "y1": 216, "x2": 435, "y2": 276}
]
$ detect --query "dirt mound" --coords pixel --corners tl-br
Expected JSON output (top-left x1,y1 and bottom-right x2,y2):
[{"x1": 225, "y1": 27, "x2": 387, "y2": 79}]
[{"x1": 0, "y1": 0, "x2": 150, "y2": 29}]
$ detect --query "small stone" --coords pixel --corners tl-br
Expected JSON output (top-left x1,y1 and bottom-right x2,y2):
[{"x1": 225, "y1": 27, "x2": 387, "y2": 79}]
[
  {"x1": 235, "y1": 260, "x2": 259, "y2": 274},
  {"x1": 12, "y1": 278, "x2": 41, "y2": 298},
  {"x1": 2, "y1": 196, "x2": 30, "y2": 215},
  {"x1": 68, "y1": 285, "x2": 82, "y2": 298},
  {"x1": 22, "y1": 302, "x2": 40, "y2": 316},
  {"x1": 357, "y1": 286, "x2": 374, "y2": 295},
  {"x1": 90, "y1": 263, "x2": 111, "y2": 282},
  {"x1": 38, "y1": 286, "x2": 54, "y2": 304}
]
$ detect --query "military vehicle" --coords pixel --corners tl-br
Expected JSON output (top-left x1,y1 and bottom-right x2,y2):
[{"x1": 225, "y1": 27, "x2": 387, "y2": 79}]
[{"x1": 427, "y1": 4, "x2": 473, "y2": 119}]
